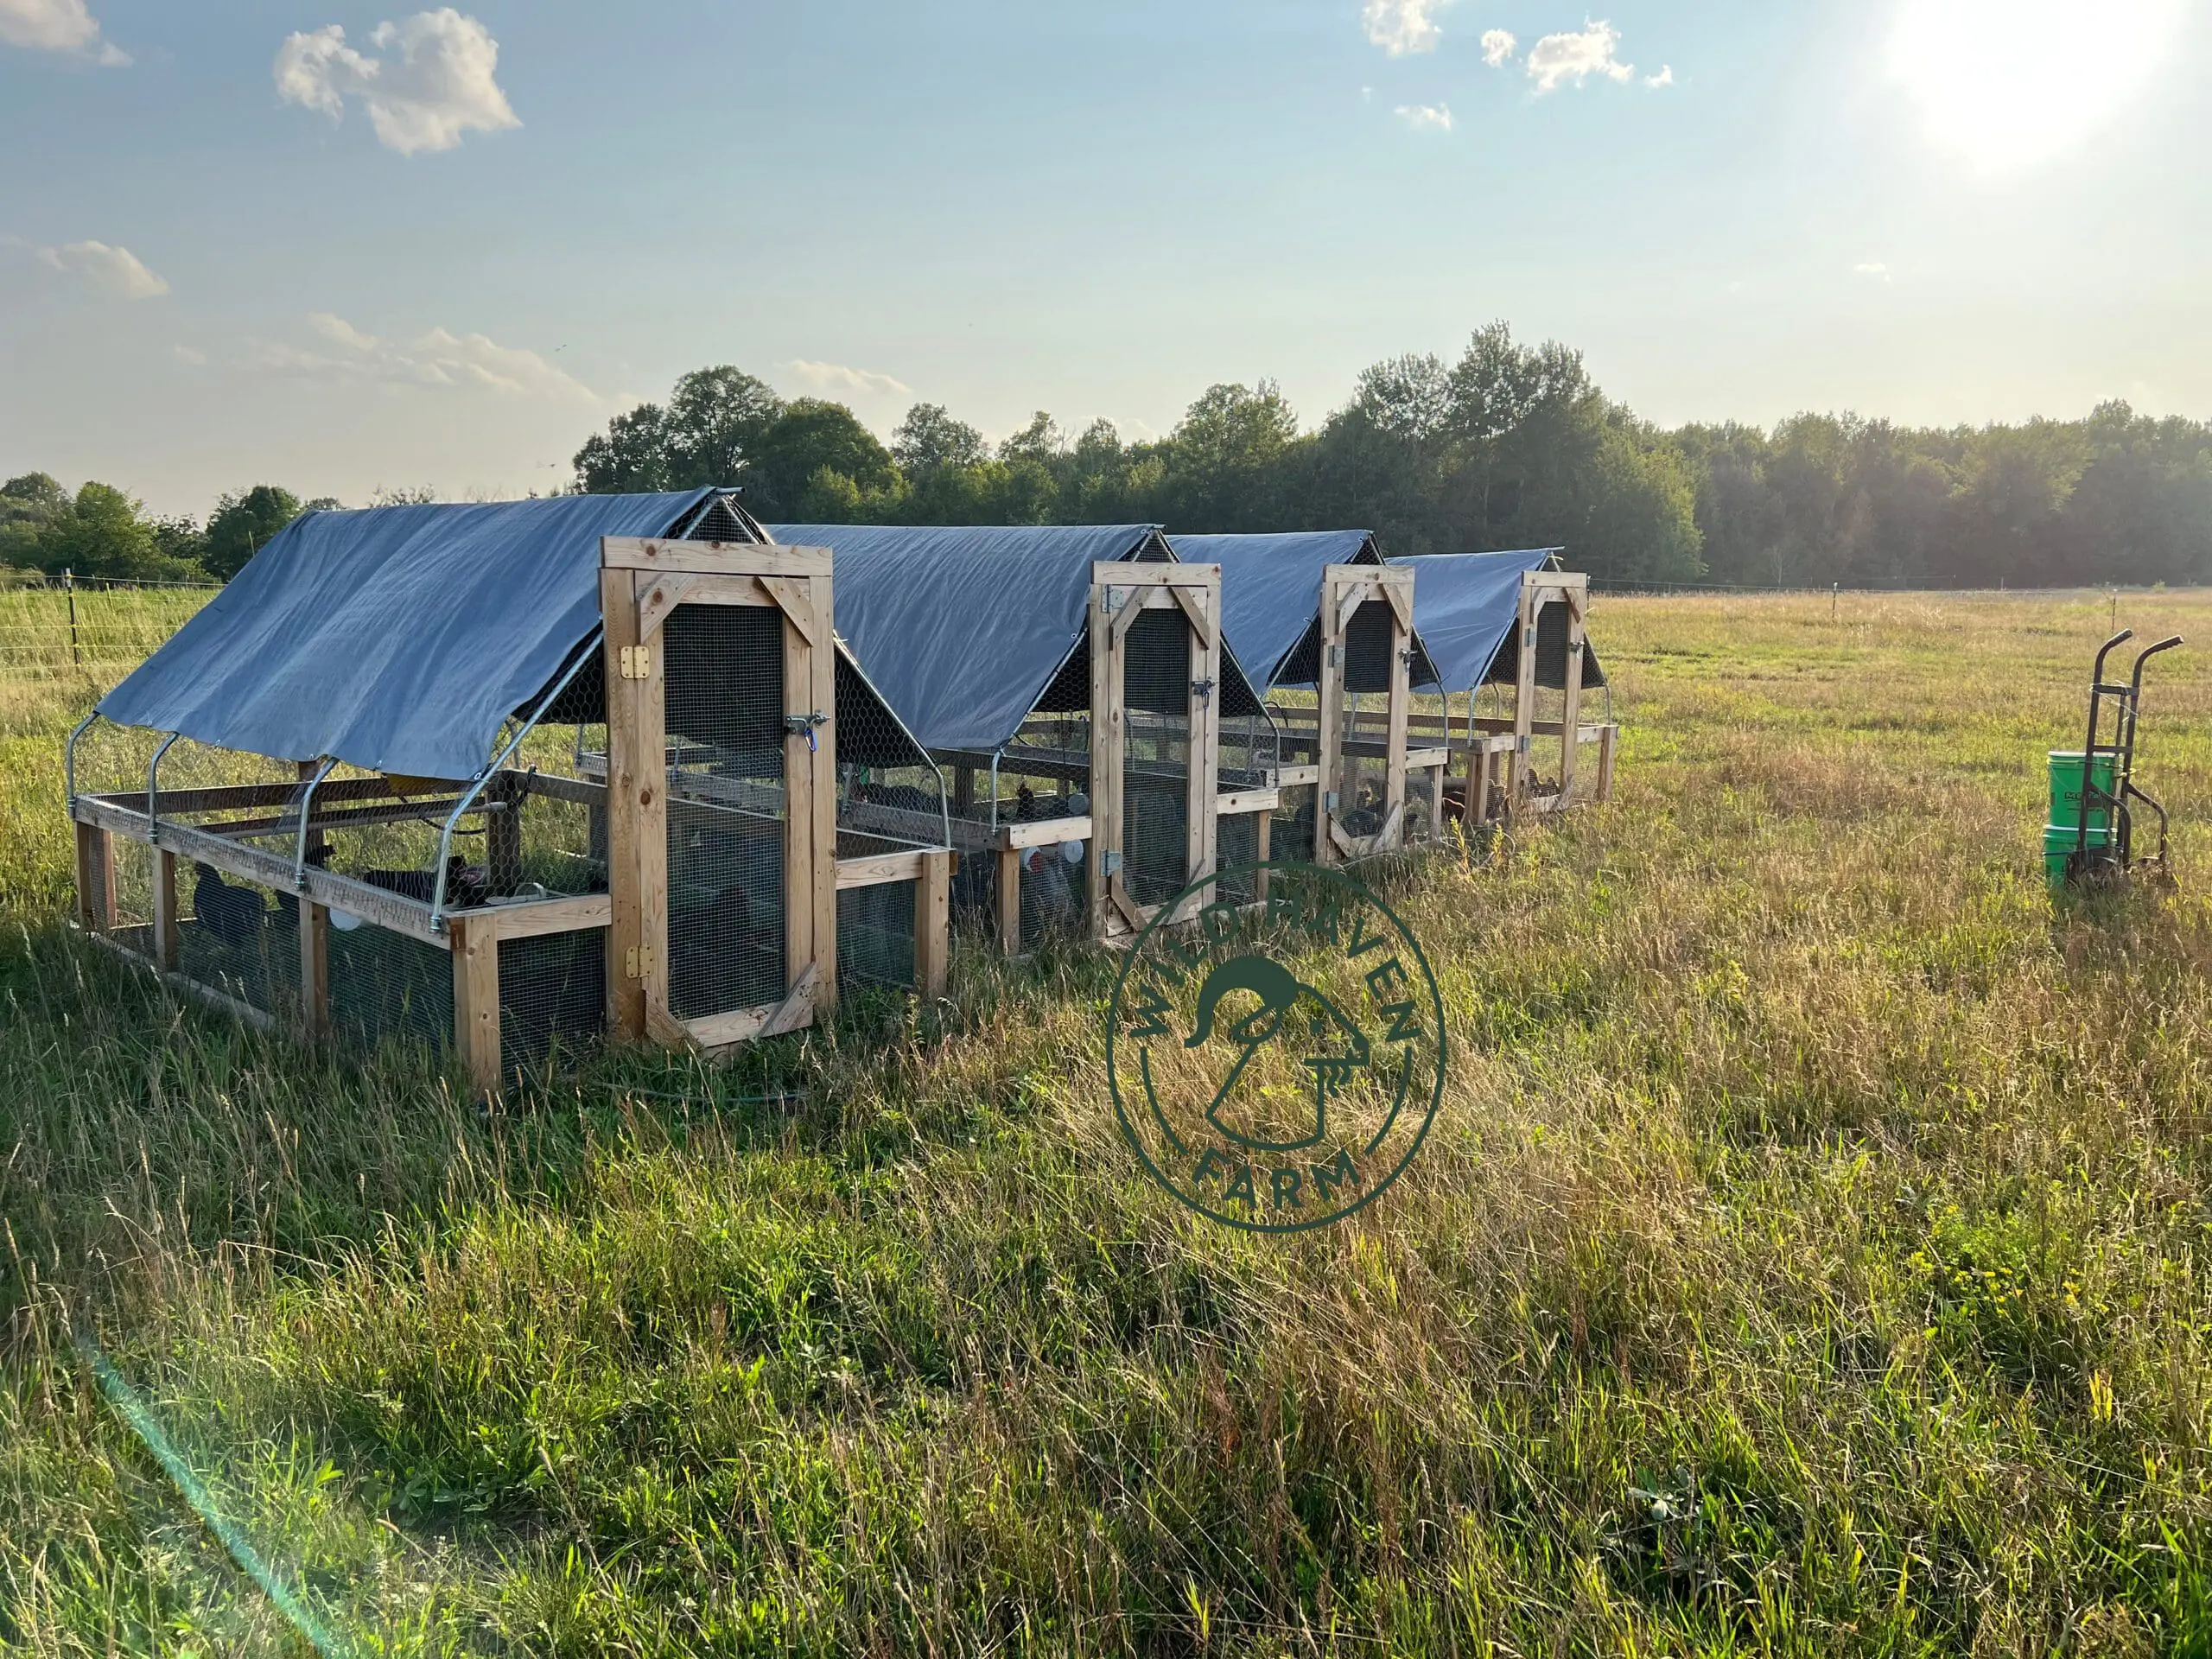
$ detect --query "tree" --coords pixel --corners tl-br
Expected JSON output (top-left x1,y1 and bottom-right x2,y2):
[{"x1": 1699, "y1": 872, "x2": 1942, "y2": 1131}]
[
  {"x1": 892, "y1": 404, "x2": 986, "y2": 473},
  {"x1": 35, "y1": 482, "x2": 207, "y2": 582},
  {"x1": 573, "y1": 366, "x2": 785, "y2": 494},
  {"x1": 204, "y1": 485, "x2": 302, "y2": 579},
  {"x1": 0, "y1": 473, "x2": 68, "y2": 569},
  {"x1": 1160, "y1": 381, "x2": 1304, "y2": 531},
  {"x1": 745, "y1": 399, "x2": 899, "y2": 521}
]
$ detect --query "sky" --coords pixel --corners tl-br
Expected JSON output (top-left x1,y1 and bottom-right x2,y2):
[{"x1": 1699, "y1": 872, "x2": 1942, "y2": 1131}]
[{"x1": 2, "y1": 0, "x2": 2207, "y2": 517}]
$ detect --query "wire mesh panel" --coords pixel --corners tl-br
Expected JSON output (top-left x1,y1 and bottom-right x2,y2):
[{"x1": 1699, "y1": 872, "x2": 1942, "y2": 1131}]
[
  {"x1": 1274, "y1": 781, "x2": 1319, "y2": 866},
  {"x1": 328, "y1": 921, "x2": 454, "y2": 1055},
  {"x1": 1018, "y1": 840, "x2": 1089, "y2": 947},
  {"x1": 499, "y1": 926, "x2": 607, "y2": 1078},
  {"x1": 837, "y1": 881, "x2": 915, "y2": 992},
  {"x1": 1122, "y1": 606, "x2": 1192, "y2": 909},
  {"x1": 173, "y1": 862, "x2": 302, "y2": 1021},
  {"x1": 663, "y1": 603, "x2": 787, "y2": 1022},
  {"x1": 1216, "y1": 810, "x2": 1260, "y2": 906},
  {"x1": 1332, "y1": 601, "x2": 1397, "y2": 845}
]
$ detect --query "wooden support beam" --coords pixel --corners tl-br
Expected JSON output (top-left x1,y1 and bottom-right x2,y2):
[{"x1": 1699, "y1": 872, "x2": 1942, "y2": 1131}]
[
  {"x1": 150, "y1": 849, "x2": 181, "y2": 973},
  {"x1": 803, "y1": 570, "x2": 838, "y2": 1016},
  {"x1": 1255, "y1": 809, "x2": 1272, "y2": 905},
  {"x1": 1181, "y1": 565, "x2": 1222, "y2": 918},
  {"x1": 1088, "y1": 574, "x2": 1123, "y2": 941},
  {"x1": 450, "y1": 916, "x2": 502, "y2": 1098},
  {"x1": 1314, "y1": 574, "x2": 1347, "y2": 867},
  {"x1": 73, "y1": 820, "x2": 114, "y2": 933},
  {"x1": 1512, "y1": 572, "x2": 1540, "y2": 813},
  {"x1": 445, "y1": 892, "x2": 613, "y2": 944},
  {"x1": 1383, "y1": 586, "x2": 1410, "y2": 852},
  {"x1": 914, "y1": 849, "x2": 950, "y2": 1000},
  {"x1": 996, "y1": 846, "x2": 1023, "y2": 955},
  {"x1": 1558, "y1": 585, "x2": 1586, "y2": 807},
  {"x1": 300, "y1": 898, "x2": 330, "y2": 1042},
  {"x1": 601, "y1": 537, "x2": 831, "y2": 577},
  {"x1": 1597, "y1": 723, "x2": 1619, "y2": 803},
  {"x1": 601, "y1": 563, "x2": 654, "y2": 1039}
]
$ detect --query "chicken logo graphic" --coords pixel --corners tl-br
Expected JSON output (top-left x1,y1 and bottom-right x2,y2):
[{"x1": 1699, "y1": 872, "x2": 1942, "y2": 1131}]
[{"x1": 1105, "y1": 861, "x2": 1446, "y2": 1232}]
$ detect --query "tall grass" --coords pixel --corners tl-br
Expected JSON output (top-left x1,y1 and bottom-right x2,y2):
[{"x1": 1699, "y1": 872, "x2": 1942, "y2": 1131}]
[{"x1": 5, "y1": 588, "x2": 2212, "y2": 1655}]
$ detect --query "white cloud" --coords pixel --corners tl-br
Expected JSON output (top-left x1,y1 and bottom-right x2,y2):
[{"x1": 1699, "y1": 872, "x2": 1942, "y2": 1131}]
[
  {"x1": 785, "y1": 359, "x2": 914, "y2": 401},
  {"x1": 1395, "y1": 103, "x2": 1453, "y2": 131},
  {"x1": 248, "y1": 313, "x2": 597, "y2": 403},
  {"x1": 1644, "y1": 64, "x2": 1674, "y2": 87},
  {"x1": 37, "y1": 239, "x2": 167, "y2": 298},
  {"x1": 1526, "y1": 20, "x2": 1636, "y2": 92},
  {"x1": 1363, "y1": 0, "x2": 1449, "y2": 56},
  {"x1": 171, "y1": 344, "x2": 207, "y2": 365},
  {"x1": 1480, "y1": 28, "x2": 1517, "y2": 66},
  {"x1": 1854, "y1": 262, "x2": 1893, "y2": 283},
  {"x1": 0, "y1": 0, "x2": 126, "y2": 61},
  {"x1": 275, "y1": 8, "x2": 519, "y2": 156}
]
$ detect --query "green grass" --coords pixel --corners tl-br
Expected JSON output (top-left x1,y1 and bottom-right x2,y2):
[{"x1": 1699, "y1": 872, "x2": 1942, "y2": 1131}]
[{"x1": 8, "y1": 587, "x2": 2212, "y2": 1654}]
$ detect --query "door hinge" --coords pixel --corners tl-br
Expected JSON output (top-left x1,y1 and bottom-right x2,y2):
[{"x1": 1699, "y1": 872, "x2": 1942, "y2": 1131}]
[
  {"x1": 624, "y1": 944, "x2": 657, "y2": 980},
  {"x1": 619, "y1": 645, "x2": 652, "y2": 680},
  {"x1": 1328, "y1": 644, "x2": 1344, "y2": 667}
]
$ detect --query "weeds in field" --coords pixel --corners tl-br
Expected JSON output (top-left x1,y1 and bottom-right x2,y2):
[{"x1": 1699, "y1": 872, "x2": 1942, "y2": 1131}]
[{"x1": 5, "y1": 589, "x2": 2212, "y2": 1654}]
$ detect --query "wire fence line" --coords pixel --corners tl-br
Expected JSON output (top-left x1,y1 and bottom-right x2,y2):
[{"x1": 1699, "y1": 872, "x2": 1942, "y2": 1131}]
[{"x1": 0, "y1": 574, "x2": 219, "y2": 690}]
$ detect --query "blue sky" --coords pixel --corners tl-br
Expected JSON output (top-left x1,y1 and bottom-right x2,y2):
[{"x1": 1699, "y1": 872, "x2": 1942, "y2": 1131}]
[{"x1": 2, "y1": 0, "x2": 2206, "y2": 516}]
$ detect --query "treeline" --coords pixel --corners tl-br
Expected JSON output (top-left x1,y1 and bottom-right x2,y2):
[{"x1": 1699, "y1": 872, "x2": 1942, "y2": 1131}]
[
  {"x1": 0, "y1": 477, "x2": 390, "y2": 584},
  {"x1": 577, "y1": 322, "x2": 2212, "y2": 588},
  {"x1": 10, "y1": 321, "x2": 2207, "y2": 588}
]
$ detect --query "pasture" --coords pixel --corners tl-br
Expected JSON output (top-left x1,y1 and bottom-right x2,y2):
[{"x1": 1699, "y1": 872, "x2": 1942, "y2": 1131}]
[{"x1": 5, "y1": 586, "x2": 2212, "y2": 1656}]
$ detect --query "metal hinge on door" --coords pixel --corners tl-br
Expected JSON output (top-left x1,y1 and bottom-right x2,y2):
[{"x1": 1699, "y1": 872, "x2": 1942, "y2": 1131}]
[
  {"x1": 619, "y1": 645, "x2": 652, "y2": 680},
  {"x1": 624, "y1": 945, "x2": 657, "y2": 980}
]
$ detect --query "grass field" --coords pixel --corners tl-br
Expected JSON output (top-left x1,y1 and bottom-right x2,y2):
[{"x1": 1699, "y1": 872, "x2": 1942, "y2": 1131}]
[{"x1": 6, "y1": 586, "x2": 2212, "y2": 1656}]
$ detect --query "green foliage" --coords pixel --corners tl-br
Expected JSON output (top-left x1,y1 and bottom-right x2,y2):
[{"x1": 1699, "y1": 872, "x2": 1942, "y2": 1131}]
[
  {"x1": 202, "y1": 485, "x2": 302, "y2": 580},
  {"x1": 3, "y1": 481, "x2": 209, "y2": 582}
]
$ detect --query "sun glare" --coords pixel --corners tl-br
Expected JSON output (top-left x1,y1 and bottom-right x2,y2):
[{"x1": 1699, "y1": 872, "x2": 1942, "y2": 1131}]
[{"x1": 1889, "y1": 0, "x2": 2183, "y2": 172}]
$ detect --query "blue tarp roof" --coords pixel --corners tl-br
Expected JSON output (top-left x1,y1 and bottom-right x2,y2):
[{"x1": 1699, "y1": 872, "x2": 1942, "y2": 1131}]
[
  {"x1": 99, "y1": 491, "x2": 717, "y2": 779},
  {"x1": 770, "y1": 523, "x2": 1268, "y2": 753},
  {"x1": 1170, "y1": 531, "x2": 1375, "y2": 687},
  {"x1": 1167, "y1": 530, "x2": 1445, "y2": 690},
  {"x1": 1389, "y1": 549, "x2": 1605, "y2": 691}
]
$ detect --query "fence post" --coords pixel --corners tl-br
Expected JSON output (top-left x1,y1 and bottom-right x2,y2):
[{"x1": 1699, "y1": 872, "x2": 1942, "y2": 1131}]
[{"x1": 65, "y1": 568, "x2": 79, "y2": 670}]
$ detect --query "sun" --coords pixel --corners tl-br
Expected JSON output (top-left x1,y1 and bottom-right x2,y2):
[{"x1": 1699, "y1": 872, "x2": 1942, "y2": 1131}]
[{"x1": 1889, "y1": 0, "x2": 2184, "y2": 172}]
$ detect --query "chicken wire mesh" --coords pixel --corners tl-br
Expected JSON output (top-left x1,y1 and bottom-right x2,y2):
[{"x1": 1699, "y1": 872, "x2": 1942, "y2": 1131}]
[
  {"x1": 173, "y1": 864, "x2": 302, "y2": 1022},
  {"x1": 1215, "y1": 810, "x2": 1261, "y2": 906},
  {"x1": 1122, "y1": 606, "x2": 1192, "y2": 910},
  {"x1": 327, "y1": 922, "x2": 453, "y2": 1057},
  {"x1": 836, "y1": 880, "x2": 916, "y2": 992},
  {"x1": 664, "y1": 602, "x2": 787, "y2": 1021},
  {"x1": 498, "y1": 925, "x2": 607, "y2": 1079},
  {"x1": 1272, "y1": 781, "x2": 1319, "y2": 866}
]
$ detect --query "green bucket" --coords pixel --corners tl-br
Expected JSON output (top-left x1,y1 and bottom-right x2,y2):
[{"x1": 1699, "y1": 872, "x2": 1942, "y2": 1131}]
[
  {"x1": 2048, "y1": 750, "x2": 2120, "y2": 832},
  {"x1": 2044, "y1": 820, "x2": 2114, "y2": 893}
]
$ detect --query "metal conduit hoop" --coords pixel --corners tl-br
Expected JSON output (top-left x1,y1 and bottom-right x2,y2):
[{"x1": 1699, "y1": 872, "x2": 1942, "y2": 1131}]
[
  {"x1": 429, "y1": 626, "x2": 603, "y2": 936},
  {"x1": 64, "y1": 712, "x2": 99, "y2": 805},
  {"x1": 145, "y1": 732, "x2": 181, "y2": 846},
  {"x1": 291, "y1": 757, "x2": 339, "y2": 889}
]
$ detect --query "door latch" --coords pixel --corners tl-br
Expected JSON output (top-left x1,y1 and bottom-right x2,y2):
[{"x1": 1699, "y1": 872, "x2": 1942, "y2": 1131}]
[
  {"x1": 783, "y1": 710, "x2": 828, "y2": 752},
  {"x1": 1190, "y1": 677, "x2": 1214, "y2": 702}
]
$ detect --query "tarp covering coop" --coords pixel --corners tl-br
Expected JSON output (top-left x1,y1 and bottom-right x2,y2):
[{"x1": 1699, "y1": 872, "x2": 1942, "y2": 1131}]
[
  {"x1": 1171, "y1": 530, "x2": 1442, "y2": 691},
  {"x1": 75, "y1": 490, "x2": 950, "y2": 1089},
  {"x1": 97, "y1": 490, "x2": 750, "y2": 781},
  {"x1": 1389, "y1": 549, "x2": 1610, "y2": 693},
  {"x1": 770, "y1": 522, "x2": 1274, "y2": 943}
]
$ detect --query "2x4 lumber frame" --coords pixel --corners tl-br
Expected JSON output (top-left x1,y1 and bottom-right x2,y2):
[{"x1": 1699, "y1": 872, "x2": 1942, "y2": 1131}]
[
  {"x1": 449, "y1": 915, "x2": 502, "y2": 1098},
  {"x1": 914, "y1": 849, "x2": 951, "y2": 999},
  {"x1": 601, "y1": 537, "x2": 839, "y2": 1049},
  {"x1": 1087, "y1": 562, "x2": 1225, "y2": 938},
  {"x1": 1317, "y1": 565, "x2": 1414, "y2": 863},
  {"x1": 69, "y1": 792, "x2": 447, "y2": 944},
  {"x1": 73, "y1": 820, "x2": 114, "y2": 933}
]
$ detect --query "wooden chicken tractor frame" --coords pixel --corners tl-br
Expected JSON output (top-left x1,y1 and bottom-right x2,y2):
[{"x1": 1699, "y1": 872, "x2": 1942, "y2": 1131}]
[{"x1": 1459, "y1": 569, "x2": 1619, "y2": 825}]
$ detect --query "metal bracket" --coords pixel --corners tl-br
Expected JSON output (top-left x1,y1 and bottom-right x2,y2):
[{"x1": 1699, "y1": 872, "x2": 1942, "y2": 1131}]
[
  {"x1": 1325, "y1": 791, "x2": 1341, "y2": 812},
  {"x1": 619, "y1": 645, "x2": 652, "y2": 680},
  {"x1": 625, "y1": 945, "x2": 657, "y2": 980},
  {"x1": 1102, "y1": 849, "x2": 1123, "y2": 875}
]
